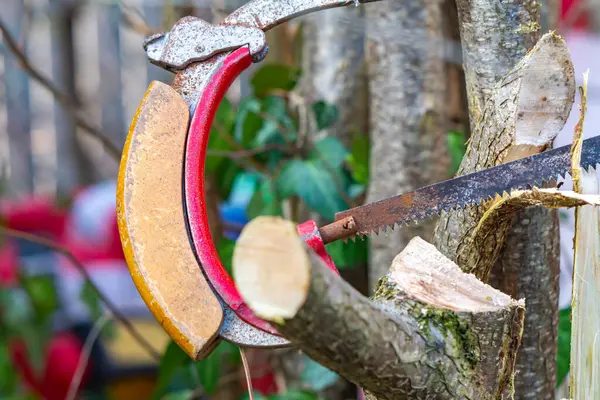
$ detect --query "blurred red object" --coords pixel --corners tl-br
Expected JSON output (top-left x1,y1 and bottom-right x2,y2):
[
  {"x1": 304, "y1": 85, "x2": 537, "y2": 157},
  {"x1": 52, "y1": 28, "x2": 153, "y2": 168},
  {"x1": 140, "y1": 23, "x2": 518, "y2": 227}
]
[
  {"x1": 560, "y1": 0, "x2": 589, "y2": 30},
  {"x1": 0, "y1": 196, "x2": 69, "y2": 287},
  {"x1": 10, "y1": 332, "x2": 89, "y2": 400},
  {"x1": 0, "y1": 196, "x2": 68, "y2": 238}
]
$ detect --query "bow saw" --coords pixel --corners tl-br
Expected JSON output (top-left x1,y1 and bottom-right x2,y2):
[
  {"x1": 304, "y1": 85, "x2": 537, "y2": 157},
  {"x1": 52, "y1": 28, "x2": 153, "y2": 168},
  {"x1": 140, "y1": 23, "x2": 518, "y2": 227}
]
[{"x1": 116, "y1": 0, "x2": 600, "y2": 360}]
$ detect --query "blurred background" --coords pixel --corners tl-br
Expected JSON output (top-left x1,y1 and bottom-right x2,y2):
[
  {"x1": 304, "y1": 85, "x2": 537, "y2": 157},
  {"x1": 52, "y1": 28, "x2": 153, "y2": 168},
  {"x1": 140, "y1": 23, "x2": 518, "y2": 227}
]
[{"x1": 0, "y1": 0, "x2": 597, "y2": 399}]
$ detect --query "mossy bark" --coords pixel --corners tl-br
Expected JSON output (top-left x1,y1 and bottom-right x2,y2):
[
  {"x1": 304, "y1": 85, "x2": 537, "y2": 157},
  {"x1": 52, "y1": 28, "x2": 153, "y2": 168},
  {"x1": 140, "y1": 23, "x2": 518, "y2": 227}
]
[
  {"x1": 272, "y1": 239, "x2": 525, "y2": 399},
  {"x1": 234, "y1": 218, "x2": 526, "y2": 399}
]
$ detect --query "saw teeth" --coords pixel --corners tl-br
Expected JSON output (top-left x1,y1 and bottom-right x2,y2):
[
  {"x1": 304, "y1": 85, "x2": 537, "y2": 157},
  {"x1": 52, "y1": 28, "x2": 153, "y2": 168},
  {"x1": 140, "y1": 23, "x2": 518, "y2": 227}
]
[{"x1": 349, "y1": 164, "x2": 585, "y2": 235}]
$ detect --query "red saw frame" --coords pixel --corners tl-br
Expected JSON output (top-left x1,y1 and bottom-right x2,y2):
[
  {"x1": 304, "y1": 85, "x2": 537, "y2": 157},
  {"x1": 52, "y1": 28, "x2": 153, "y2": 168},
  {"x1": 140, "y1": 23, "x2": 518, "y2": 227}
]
[{"x1": 183, "y1": 47, "x2": 339, "y2": 335}]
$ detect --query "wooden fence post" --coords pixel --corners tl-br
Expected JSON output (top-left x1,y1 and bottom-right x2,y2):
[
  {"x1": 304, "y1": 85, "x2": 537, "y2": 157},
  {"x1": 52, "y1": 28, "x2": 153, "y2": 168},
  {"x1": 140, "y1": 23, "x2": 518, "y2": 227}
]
[{"x1": 2, "y1": 1, "x2": 33, "y2": 195}]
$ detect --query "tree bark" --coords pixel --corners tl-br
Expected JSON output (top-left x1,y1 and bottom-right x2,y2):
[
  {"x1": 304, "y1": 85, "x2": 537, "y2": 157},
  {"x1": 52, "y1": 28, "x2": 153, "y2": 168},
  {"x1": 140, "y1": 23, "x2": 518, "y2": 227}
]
[
  {"x1": 434, "y1": 33, "x2": 575, "y2": 276},
  {"x1": 433, "y1": 15, "x2": 575, "y2": 400},
  {"x1": 455, "y1": 0, "x2": 541, "y2": 132},
  {"x1": 233, "y1": 216, "x2": 526, "y2": 399},
  {"x1": 364, "y1": 0, "x2": 451, "y2": 291},
  {"x1": 300, "y1": 6, "x2": 368, "y2": 148}
]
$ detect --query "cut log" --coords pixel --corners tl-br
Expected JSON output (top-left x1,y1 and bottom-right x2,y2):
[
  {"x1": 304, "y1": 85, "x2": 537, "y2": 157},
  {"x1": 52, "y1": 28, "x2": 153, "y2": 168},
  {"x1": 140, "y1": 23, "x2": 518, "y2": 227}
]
[{"x1": 234, "y1": 216, "x2": 525, "y2": 399}]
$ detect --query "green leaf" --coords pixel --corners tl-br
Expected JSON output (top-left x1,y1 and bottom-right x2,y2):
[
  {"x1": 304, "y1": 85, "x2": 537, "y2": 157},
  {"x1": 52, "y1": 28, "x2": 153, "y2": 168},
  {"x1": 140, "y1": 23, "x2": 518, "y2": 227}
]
[
  {"x1": 556, "y1": 307, "x2": 571, "y2": 387},
  {"x1": 20, "y1": 321, "x2": 48, "y2": 373},
  {"x1": 251, "y1": 64, "x2": 301, "y2": 97},
  {"x1": 345, "y1": 134, "x2": 369, "y2": 185},
  {"x1": 447, "y1": 131, "x2": 467, "y2": 175},
  {"x1": 312, "y1": 101, "x2": 339, "y2": 131},
  {"x1": 80, "y1": 280, "x2": 103, "y2": 321},
  {"x1": 20, "y1": 275, "x2": 58, "y2": 323},
  {"x1": 247, "y1": 179, "x2": 282, "y2": 219},
  {"x1": 325, "y1": 238, "x2": 368, "y2": 269},
  {"x1": 195, "y1": 341, "x2": 240, "y2": 395},
  {"x1": 277, "y1": 160, "x2": 347, "y2": 220},
  {"x1": 254, "y1": 120, "x2": 281, "y2": 148},
  {"x1": 216, "y1": 97, "x2": 236, "y2": 132},
  {"x1": 217, "y1": 237, "x2": 236, "y2": 276},
  {"x1": 0, "y1": 337, "x2": 18, "y2": 395},
  {"x1": 239, "y1": 392, "x2": 267, "y2": 400},
  {"x1": 254, "y1": 96, "x2": 296, "y2": 147},
  {"x1": 0, "y1": 289, "x2": 32, "y2": 329},
  {"x1": 216, "y1": 161, "x2": 242, "y2": 200},
  {"x1": 268, "y1": 390, "x2": 319, "y2": 400},
  {"x1": 234, "y1": 106, "x2": 263, "y2": 148},
  {"x1": 300, "y1": 356, "x2": 339, "y2": 391},
  {"x1": 310, "y1": 137, "x2": 349, "y2": 169},
  {"x1": 153, "y1": 340, "x2": 191, "y2": 400},
  {"x1": 162, "y1": 390, "x2": 193, "y2": 400},
  {"x1": 207, "y1": 98, "x2": 238, "y2": 173},
  {"x1": 347, "y1": 183, "x2": 366, "y2": 199}
]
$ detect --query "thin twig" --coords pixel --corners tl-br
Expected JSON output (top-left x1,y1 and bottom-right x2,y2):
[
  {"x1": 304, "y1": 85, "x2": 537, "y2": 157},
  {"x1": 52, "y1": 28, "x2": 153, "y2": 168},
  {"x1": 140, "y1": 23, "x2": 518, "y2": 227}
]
[
  {"x1": 66, "y1": 313, "x2": 111, "y2": 400},
  {"x1": 0, "y1": 227, "x2": 161, "y2": 361},
  {"x1": 207, "y1": 143, "x2": 296, "y2": 159},
  {"x1": 119, "y1": 2, "x2": 160, "y2": 36},
  {"x1": 239, "y1": 347, "x2": 254, "y2": 400},
  {"x1": 212, "y1": 120, "x2": 269, "y2": 175},
  {"x1": 0, "y1": 18, "x2": 121, "y2": 160}
]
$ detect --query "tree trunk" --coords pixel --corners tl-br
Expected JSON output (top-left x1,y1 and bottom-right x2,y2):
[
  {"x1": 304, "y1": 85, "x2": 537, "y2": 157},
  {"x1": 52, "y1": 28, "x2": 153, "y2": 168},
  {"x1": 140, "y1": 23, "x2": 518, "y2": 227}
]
[
  {"x1": 433, "y1": 0, "x2": 575, "y2": 394},
  {"x1": 300, "y1": 6, "x2": 368, "y2": 148},
  {"x1": 364, "y1": 0, "x2": 451, "y2": 291},
  {"x1": 233, "y1": 217, "x2": 526, "y2": 399},
  {"x1": 49, "y1": 0, "x2": 93, "y2": 191}
]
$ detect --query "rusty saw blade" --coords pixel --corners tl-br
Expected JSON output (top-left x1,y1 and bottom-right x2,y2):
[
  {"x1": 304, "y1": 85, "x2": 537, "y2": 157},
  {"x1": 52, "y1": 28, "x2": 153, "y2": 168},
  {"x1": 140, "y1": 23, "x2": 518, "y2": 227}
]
[{"x1": 326, "y1": 135, "x2": 600, "y2": 241}]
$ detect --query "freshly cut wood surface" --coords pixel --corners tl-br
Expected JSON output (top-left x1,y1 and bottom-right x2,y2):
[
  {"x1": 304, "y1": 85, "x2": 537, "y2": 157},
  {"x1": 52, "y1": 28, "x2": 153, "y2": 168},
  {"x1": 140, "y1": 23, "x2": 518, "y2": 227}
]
[{"x1": 233, "y1": 216, "x2": 311, "y2": 321}]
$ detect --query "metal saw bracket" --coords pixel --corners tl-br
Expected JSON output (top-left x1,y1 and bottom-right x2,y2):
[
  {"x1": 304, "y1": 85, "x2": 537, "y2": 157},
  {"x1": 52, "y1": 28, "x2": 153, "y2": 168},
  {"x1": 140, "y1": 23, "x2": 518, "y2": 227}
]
[{"x1": 119, "y1": 0, "x2": 384, "y2": 359}]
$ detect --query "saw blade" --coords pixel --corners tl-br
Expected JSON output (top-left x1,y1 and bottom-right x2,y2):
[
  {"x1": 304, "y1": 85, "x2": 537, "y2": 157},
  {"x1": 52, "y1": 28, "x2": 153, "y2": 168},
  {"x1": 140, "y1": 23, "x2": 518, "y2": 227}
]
[{"x1": 335, "y1": 135, "x2": 600, "y2": 237}]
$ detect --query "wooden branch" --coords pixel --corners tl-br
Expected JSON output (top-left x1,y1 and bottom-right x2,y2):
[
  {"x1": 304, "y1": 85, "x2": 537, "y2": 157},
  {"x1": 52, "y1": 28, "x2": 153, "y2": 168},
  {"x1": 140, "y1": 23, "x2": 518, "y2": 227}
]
[
  {"x1": 233, "y1": 217, "x2": 525, "y2": 399},
  {"x1": 0, "y1": 17, "x2": 121, "y2": 160},
  {"x1": 458, "y1": 188, "x2": 600, "y2": 273},
  {"x1": 433, "y1": 32, "x2": 575, "y2": 279}
]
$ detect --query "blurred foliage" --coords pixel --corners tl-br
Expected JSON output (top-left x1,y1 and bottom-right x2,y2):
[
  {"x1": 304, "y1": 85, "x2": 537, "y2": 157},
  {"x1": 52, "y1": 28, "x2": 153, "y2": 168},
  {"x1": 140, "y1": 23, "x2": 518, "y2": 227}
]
[
  {"x1": 447, "y1": 130, "x2": 467, "y2": 175},
  {"x1": 0, "y1": 263, "x2": 108, "y2": 398},
  {"x1": 556, "y1": 307, "x2": 571, "y2": 387},
  {"x1": 209, "y1": 62, "x2": 370, "y2": 271}
]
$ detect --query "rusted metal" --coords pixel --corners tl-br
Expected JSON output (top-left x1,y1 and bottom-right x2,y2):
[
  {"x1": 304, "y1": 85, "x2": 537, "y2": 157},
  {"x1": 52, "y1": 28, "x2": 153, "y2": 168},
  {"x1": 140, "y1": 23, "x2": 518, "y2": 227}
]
[
  {"x1": 144, "y1": 16, "x2": 267, "y2": 70},
  {"x1": 331, "y1": 135, "x2": 600, "y2": 240},
  {"x1": 150, "y1": 0, "x2": 385, "y2": 109},
  {"x1": 319, "y1": 216, "x2": 357, "y2": 244}
]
